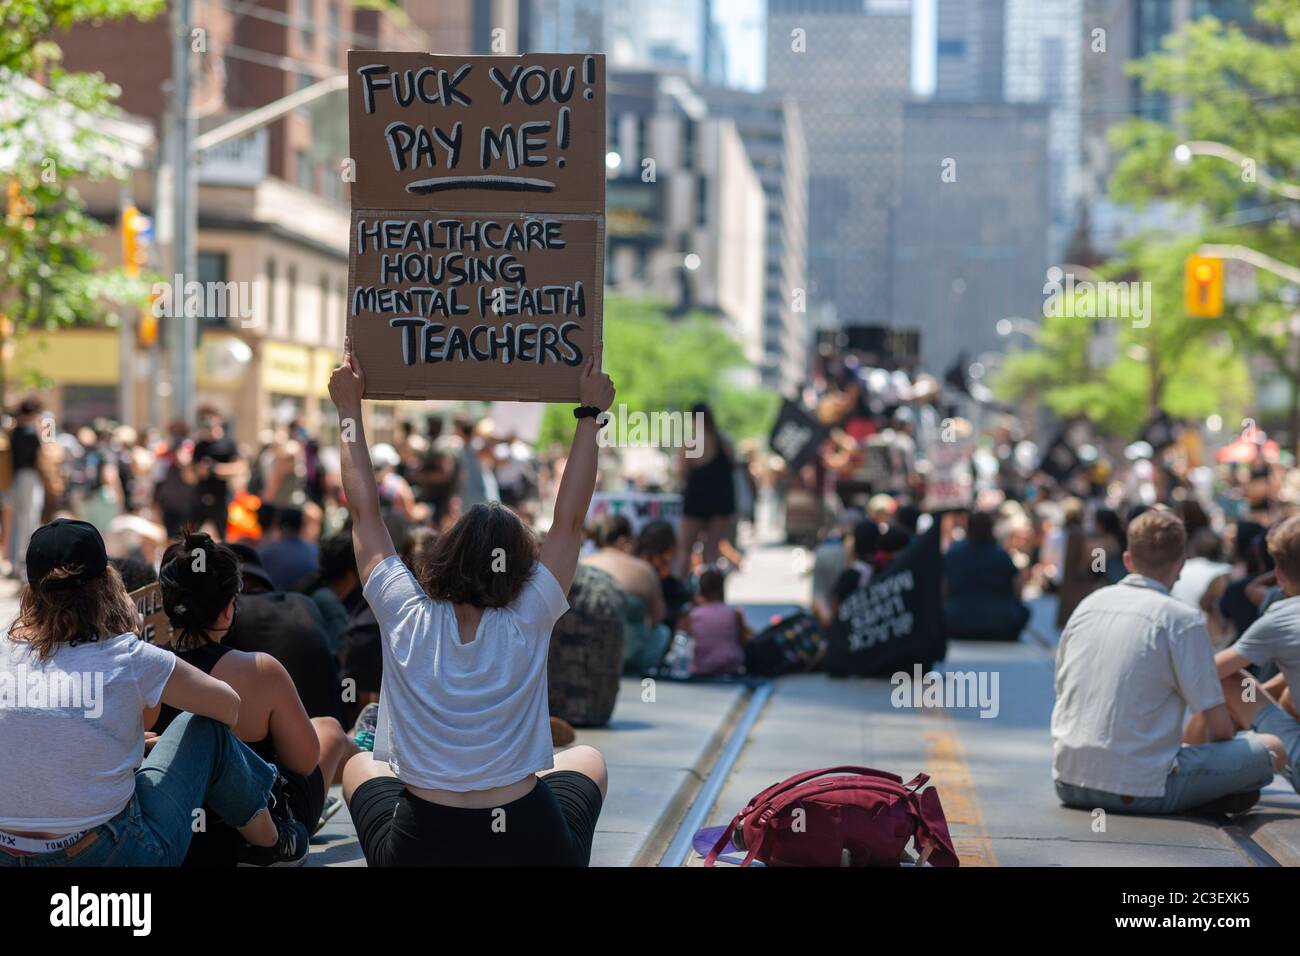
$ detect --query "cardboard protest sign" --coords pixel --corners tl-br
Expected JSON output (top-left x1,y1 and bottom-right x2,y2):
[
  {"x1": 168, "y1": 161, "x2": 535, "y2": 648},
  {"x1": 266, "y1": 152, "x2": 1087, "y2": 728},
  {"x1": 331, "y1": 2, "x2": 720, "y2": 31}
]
[
  {"x1": 130, "y1": 583, "x2": 174, "y2": 647},
  {"x1": 586, "y1": 492, "x2": 682, "y2": 536},
  {"x1": 825, "y1": 525, "x2": 946, "y2": 677},
  {"x1": 768, "y1": 398, "x2": 828, "y2": 471},
  {"x1": 347, "y1": 52, "x2": 605, "y2": 402}
]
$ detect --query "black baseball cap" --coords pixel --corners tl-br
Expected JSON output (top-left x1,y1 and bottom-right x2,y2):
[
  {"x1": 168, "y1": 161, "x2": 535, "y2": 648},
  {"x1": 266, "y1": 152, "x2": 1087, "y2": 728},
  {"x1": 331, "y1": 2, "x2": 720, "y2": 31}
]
[{"x1": 27, "y1": 519, "x2": 109, "y2": 588}]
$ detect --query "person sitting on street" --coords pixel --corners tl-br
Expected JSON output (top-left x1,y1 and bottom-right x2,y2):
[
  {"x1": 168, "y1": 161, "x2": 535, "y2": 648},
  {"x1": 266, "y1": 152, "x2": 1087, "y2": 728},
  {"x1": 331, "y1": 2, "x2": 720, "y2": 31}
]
[
  {"x1": 226, "y1": 542, "x2": 345, "y2": 723},
  {"x1": 943, "y1": 511, "x2": 1030, "y2": 642},
  {"x1": 0, "y1": 519, "x2": 302, "y2": 867},
  {"x1": 153, "y1": 530, "x2": 358, "y2": 863},
  {"x1": 683, "y1": 567, "x2": 750, "y2": 677},
  {"x1": 302, "y1": 530, "x2": 365, "y2": 656},
  {"x1": 1052, "y1": 507, "x2": 1287, "y2": 816},
  {"x1": 1206, "y1": 515, "x2": 1300, "y2": 790},
  {"x1": 333, "y1": 337, "x2": 613, "y2": 866},
  {"x1": 583, "y1": 514, "x2": 670, "y2": 673},
  {"x1": 636, "y1": 519, "x2": 692, "y2": 628}
]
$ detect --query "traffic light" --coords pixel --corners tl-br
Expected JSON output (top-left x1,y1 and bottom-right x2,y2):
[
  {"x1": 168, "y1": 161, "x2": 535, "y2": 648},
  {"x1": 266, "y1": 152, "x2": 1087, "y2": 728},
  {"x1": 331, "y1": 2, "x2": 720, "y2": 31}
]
[
  {"x1": 120, "y1": 205, "x2": 151, "y2": 278},
  {"x1": 137, "y1": 288, "x2": 161, "y2": 349},
  {"x1": 1185, "y1": 255, "x2": 1224, "y2": 318}
]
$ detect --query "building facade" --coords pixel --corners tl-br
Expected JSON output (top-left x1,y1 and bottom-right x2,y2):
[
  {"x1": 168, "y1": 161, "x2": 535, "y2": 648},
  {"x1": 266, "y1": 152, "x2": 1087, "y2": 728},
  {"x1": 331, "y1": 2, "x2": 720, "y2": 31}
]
[
  {"x1": 891, "y1": 99, "x2": 1051, "y2": 375},
  {"x1": 766, "y1": 0, "x2": 913, "y2": 331},
  {"x1": 704, "y1": 85, "x2": 809, "y2": 393},
  {"x1": 605, "y1": 71, "x2": 767, "y2": 370},
  {"x1": 52, "y1": 0, "x2": 431, "y2": 445}
]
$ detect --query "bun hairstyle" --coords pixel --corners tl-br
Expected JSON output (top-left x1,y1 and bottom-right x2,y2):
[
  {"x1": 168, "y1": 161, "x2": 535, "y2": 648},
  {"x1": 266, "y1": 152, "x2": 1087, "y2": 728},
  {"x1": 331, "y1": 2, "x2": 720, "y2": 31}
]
[{"x1": 159, "y1": 529, "x2": 243, "y2": 650}]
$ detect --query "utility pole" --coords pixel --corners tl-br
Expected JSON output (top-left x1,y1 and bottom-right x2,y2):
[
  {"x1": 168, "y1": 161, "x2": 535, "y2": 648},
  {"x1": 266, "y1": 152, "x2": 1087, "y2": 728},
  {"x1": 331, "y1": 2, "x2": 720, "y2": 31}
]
[{"x1": 171, "y1": 0, "x2": 197, "y2": 426}]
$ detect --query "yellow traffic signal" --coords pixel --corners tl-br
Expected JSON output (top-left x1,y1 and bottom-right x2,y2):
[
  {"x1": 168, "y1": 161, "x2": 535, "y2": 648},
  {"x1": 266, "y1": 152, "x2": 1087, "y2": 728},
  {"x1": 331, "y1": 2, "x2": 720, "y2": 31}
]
[
  {"x1": 120, "y1": 205, "x2": 151, "y2": 278},
  {"x1": 1185, "y1": 255, "x2": 1224, "y2": 318},
  {"x1": 137, "y1": 290, "x2": 160, "y2": 349}
]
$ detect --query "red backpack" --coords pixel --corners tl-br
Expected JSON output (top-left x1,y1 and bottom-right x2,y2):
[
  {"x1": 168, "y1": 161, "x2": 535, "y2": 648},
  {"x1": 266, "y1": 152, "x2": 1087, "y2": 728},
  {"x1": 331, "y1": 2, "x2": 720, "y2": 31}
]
[{"x1": 703, "y1": 766, "x2": 961, "y2": 867}]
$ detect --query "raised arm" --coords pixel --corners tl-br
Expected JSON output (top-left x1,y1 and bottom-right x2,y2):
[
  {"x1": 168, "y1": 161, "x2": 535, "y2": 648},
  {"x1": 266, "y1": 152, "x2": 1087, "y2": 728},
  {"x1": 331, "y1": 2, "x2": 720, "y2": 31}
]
[
  {"x1": 329, "y1": 336, "x2": 396, "y2": 586},
  {"x1": 541, "y1": 352, "x2": 615, "y2": 593}
]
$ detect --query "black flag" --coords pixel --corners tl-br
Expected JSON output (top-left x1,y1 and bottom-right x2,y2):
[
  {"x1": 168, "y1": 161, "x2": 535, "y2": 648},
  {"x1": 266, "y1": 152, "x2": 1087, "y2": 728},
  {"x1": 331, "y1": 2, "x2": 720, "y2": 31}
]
[
  {"x1": 1038, "y1": 430, "x2": 1082, "y2": 484},
  {"x1": 768, "y1": 398, "x2": 829, "y2": 471},
  {"x1": 825, "y1": 524, "x2": 946, "y2": 677}
]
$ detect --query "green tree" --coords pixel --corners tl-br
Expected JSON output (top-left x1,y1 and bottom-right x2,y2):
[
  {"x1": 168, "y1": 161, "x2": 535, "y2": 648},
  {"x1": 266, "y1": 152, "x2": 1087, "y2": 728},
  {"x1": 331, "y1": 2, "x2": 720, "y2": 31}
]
[
  {"x1": 1104, "y1": 1, "x2": 1300, "y2": 445},
  {"x1": 537, "y1": 295, "x2": 779, "y2": 450},
  {"x1": 0, "y1": 0, "x2": 164, "y2": 389}
]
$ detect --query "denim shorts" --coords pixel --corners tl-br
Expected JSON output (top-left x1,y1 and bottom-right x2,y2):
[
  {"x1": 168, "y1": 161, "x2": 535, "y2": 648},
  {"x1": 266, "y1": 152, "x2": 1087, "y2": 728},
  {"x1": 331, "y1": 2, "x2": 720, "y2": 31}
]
[
  {"x1": 1251, "y1": 702, "x2": 1300, "y2": 786},
  {"x1": 1056, "y1": 734, "x2": 1276, "y2": 816}
]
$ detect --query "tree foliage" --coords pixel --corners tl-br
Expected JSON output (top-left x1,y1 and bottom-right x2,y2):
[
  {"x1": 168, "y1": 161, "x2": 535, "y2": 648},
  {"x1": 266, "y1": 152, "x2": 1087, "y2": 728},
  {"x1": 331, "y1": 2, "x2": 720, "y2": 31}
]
[{"x1": 538, "y1": 295, "x2": 779, "y2": 449}]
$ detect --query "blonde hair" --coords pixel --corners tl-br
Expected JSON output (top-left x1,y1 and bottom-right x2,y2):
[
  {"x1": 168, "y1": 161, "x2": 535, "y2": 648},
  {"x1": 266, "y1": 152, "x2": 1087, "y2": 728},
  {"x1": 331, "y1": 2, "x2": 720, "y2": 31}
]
[
  {"x1": 1267, "y1": 516, "x2": 1300, "y2": 583},
  {"x1": 9, "y1": 564, "x2": 140, "y2": 660}
]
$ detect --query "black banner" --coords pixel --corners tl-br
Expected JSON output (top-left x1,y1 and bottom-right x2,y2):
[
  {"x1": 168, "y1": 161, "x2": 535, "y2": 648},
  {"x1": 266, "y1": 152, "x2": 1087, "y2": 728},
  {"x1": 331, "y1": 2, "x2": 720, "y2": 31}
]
[
  {"x1": 826, "y1": 524, "x2": 946, "y2": 677},
  {"x1": 768, "y1": 398, "x2": 829, "y2": 471}
]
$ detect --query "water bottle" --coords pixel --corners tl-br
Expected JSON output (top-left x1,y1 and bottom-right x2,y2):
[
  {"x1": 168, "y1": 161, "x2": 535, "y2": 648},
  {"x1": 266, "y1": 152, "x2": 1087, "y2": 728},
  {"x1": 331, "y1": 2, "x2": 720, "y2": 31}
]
[{"x1": 669, "y1": 630, "x2": 693, "y2": 679}]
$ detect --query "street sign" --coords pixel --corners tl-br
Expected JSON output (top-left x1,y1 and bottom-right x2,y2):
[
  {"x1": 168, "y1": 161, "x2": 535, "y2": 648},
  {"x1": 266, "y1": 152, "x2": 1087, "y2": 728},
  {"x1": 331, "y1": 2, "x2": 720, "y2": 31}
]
[{"x1": 346, "y1": 52, "x2": 606, "y2": 402}]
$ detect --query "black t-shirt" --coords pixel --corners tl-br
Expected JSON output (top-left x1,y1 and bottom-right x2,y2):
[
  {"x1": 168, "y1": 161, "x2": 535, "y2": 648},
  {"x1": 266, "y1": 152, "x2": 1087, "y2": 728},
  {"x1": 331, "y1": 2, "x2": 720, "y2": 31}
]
[
  {"x1": 10, "y1": 424, "x2": 39, "y2": 471},
  {"x1": 192, "y1": 435, "x2": 237, "y2": 506},
  {"x1": 227, "y1": 591, "x2": 344, "y2": 722}
]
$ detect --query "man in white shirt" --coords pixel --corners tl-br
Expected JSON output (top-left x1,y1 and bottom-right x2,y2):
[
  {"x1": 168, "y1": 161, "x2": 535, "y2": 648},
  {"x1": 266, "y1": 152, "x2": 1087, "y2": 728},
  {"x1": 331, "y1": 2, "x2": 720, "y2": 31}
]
[
  {"x1": 1052, "y1": 507, "x2": 1286, "y2": 815},
  {"x1": 1213, "y1": 515, "x2": 1300, "y2": 791}
]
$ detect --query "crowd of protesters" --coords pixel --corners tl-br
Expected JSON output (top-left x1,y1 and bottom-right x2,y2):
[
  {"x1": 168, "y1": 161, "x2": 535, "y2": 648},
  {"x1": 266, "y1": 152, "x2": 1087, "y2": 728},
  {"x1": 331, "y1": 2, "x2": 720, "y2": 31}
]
[{"x1": 7, "y1": 334, "x2": 1300, "y2": 867}]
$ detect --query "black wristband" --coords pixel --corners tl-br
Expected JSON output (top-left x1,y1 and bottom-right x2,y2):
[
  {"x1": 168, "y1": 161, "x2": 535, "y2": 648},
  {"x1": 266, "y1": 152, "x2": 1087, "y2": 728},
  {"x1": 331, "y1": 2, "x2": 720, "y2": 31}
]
[{"x1": 573, "y1": 405, "x2": 602, "y2": 420}]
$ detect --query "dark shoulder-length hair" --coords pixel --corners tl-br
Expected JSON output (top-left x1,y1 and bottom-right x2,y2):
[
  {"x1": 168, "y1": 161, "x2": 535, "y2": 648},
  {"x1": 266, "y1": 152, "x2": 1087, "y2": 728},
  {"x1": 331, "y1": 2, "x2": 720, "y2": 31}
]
[
  {"x1": 418, "y1": 502, "x2": 539, "y2": 608},
  {"x1": 10, "y1": 564, "x2": 140, "y2": 661}
]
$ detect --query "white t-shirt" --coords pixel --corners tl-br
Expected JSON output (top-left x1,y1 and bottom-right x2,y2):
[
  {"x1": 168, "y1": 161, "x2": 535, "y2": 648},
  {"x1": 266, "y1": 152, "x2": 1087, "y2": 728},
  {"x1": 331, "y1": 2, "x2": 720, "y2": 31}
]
[
  {"x1": 0, "y1": 631, "x2": 176, "y2": 832},
  {"x1": 1051, "y1": 575, "x2": 1224, "y2": 797},
  {"x1": 365, "y1": 555, "x2": 569, "y2": 791},
  {"x1": 1170, "y1": 556, "x2": 1232, "y2": 609},
  {"x1": 1234, "y1": 593, "x2": 1300, "y2": 700}
]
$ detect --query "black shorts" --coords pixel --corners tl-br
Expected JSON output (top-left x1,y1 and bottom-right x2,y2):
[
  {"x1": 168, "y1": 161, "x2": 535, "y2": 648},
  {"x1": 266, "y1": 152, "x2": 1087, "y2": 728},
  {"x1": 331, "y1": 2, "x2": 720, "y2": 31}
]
[{"x1": 349, "y1": 772, "x2": 603, "y2": 867}]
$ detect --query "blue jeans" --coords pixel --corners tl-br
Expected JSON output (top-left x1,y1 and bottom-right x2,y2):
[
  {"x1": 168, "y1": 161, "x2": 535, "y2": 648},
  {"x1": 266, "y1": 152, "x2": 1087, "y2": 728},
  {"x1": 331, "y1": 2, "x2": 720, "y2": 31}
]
[
  {"x1": 0, "y1": 712, "x2": 276, "y2": 867},
  {"x1": 1055, "y1": 735, "x2": 1276, "y2": 815}
]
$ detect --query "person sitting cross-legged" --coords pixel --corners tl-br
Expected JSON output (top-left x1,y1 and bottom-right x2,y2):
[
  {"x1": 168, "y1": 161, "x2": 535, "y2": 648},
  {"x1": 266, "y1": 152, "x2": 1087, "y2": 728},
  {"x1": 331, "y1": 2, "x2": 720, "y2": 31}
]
[
  {"x1": 1052, "y1": 507, "x2": 1287, "y2": 816},
  {"x1": 332, "y1": 337, "x2": 614, "y2": 866},
  {"x1": 1205, "y1": 515, "x2": 1300, "y2": 791}
]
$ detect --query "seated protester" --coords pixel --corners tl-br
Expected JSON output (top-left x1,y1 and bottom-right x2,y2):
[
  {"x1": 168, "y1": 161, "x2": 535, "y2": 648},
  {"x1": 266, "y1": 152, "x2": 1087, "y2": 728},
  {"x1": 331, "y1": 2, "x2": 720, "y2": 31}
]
[
  {"x1": 636, "y1": 519, "x2": 692, "y2": 627},
  {"x1": 943, "y1": 511, "x2": 1030, "y2": 642},
  {"x1": 548, "y1": 562, "x2": 627, "y2": 727},
  {"x1": 226, "y1": 542, "x2": 345, "y2": 723},
  {"x1": 332, "y1": 337, "x2": 611, "y2": 866},
  {"x1": 303, "y1": 531, "x2": 365, "y2": 656},
  {"x1": 583, "y1": 514, "x2": 671, "y2": 673},
  {"x1": 683, "y1": 568, "x2": 750, "y2": 676},
  {"x1": 152, "y1": 532, "x2": 359, "y2": 864},
  {"x1": 1172, "y1": 528, "x2": 1233, "y2": 610},
  {"x1": 258, "y1": 506, "x2": 320, "y2": 591},
  {"x1": 1052, "y1": 508, "x2": 1287, "y2": 816},
  {"x1": 1219, "y1": 527, "x2": 1276, "y2": 639},
  {"x1": 826, "y1": 520, "x2": 881, "y2": 626},
  {"x1": 110, "y1": 553, "x2": 159, "y2": 592},
  {"x1": 1210, "y1": 516, "x2": 1300, "y2": 781},
  {"x1": 0, "y1": 519, "x2": 303, "y2": 867}
]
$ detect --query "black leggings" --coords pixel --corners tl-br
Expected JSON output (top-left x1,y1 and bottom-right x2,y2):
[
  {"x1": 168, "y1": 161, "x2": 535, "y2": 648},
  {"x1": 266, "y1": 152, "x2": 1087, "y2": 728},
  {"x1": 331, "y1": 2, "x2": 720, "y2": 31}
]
[{"x1": 350, "y1": 772, "x2": 603, "y2": 867}]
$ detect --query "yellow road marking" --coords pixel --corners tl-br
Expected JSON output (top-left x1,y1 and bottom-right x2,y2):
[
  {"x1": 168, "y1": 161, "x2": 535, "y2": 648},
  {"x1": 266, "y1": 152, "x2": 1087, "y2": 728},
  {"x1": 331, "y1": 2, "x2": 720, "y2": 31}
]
[{"x1": 920, "y1": 715, "x2": 997, "y2": 867}]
